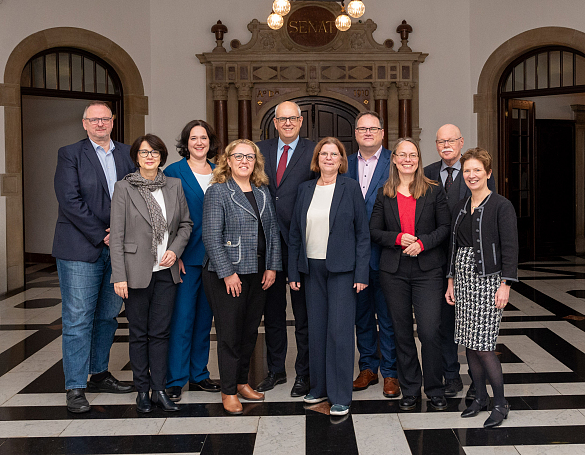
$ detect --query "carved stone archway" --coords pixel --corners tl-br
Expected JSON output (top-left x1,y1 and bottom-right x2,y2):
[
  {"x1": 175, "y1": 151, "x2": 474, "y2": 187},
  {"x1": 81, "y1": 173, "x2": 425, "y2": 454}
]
[
  {"x1": 197, "y1": 2, "x2": 427, "y2": 150},
  {"x1": 474, "y1": 26, "x2": 585, "y2": 253},
  {"x1": 0, "y1": 27, "x2": 148, "y2": 291}
]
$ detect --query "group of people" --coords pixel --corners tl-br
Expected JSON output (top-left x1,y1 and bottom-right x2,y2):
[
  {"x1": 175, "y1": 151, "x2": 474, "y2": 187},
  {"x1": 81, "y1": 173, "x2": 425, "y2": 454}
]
[{"x1": 53, "y1": 100, "x2": 518, "y2": 427}]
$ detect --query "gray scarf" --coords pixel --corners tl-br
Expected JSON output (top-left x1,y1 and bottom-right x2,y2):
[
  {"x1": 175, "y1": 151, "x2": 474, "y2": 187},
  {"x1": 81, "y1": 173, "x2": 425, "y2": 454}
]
[{"x1": 124, "y1": 170, "x2": 167, "y2": 263}]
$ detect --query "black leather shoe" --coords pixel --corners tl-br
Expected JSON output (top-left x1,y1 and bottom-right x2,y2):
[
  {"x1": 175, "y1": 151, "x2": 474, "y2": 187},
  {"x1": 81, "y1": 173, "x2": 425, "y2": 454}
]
[
  {"x1": 86, "y1": 372, "x2": 134, "y2": 394},
  {"x1": 256, "y1": 372, "x2": 287, "y2": 392},
  {"x1": 484, "y1": 402, "x2": 510, "y2": 428},
  {"x1": 66, "y1": 389, "x2": 90, "y2": 413},
  {"x1": 136, "y1": 392, "x2": 152, "y2": 413},
  {"x1": 189, "y1": 378, "x2": 221, "y2": 393},
  {"x1": 290, "y1": 376, "x2": 310, "y2": 397},
  {"x1": 399, "y1": 395, "x2": 420, "y2": 411},
  {"x1": 466, "y1": 381, "x2": 476, "y2": 400},
  {"x1": 444, "y1": 377, "x2": 463, "y2": 397},
  {"x1": 151, "y1": 390, "x2": 180, "y2": 411},
  {"x1": 461, "y1": 397, "x2": 489, "y2": 417},
  {"x1": 166, "y1": 386, "x2": 182, "y2": 402},
  {"x1": 429, "y1": 395, "x2": 448, "y2": 410}
]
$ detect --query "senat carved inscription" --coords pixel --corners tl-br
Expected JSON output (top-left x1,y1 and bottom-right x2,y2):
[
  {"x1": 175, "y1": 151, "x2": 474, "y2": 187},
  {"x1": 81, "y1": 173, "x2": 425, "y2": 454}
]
[{"x1": 287, "y1": 6, "x2": 338, "y2": 48}]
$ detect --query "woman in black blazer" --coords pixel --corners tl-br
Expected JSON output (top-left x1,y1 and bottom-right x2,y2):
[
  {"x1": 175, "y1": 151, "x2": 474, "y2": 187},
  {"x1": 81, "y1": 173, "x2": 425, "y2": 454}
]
[
  {"x1": 446, "y1": 148, "x2": 518, "y2": 428},
  {"x1": 370, "y1": 137, "x2": 450, "y2": 411},
  {"x1": 288, "y1": 137, "x2": 370, "y2": 416}
]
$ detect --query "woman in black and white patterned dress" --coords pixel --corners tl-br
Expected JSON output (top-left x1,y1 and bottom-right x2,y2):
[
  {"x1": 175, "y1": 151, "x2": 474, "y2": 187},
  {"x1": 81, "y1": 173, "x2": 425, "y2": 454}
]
[{"x1": 445, "y1": 148, "x2": 518, "y2": 428}]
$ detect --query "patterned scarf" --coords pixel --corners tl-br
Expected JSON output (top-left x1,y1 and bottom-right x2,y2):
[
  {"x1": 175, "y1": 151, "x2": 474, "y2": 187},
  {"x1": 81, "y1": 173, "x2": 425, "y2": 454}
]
[{"x1": 124, "y1": 170, "x2": 167, "y2": 262}]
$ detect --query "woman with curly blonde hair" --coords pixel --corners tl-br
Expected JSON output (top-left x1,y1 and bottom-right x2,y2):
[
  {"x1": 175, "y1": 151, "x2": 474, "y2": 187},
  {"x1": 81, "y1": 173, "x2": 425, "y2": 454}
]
[{"x1": 202, "y1": 139, "x2": 281, "y2": 415}]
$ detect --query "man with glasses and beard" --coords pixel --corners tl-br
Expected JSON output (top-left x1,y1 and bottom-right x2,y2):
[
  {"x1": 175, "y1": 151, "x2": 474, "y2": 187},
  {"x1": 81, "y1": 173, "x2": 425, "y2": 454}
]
[
  {"x1": 256, "y1": 101, "x2": 316, "y2": 397},
  {"x1": 424, "y1": 123, "x2": 495, "y2": 400}
]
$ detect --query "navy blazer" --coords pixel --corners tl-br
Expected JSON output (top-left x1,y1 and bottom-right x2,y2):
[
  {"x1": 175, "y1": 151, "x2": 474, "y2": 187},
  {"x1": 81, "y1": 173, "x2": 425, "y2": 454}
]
[
  {"x1": 424, "y1": 159, "x2": 496, "y2": 214},
  {"x1": 164, "y1": 158, "x2": 215, "y2": 266},
  {"x1": 370, "y1": 185, "x2": 451, "y2": 274},
  {"x1": 257, "y1": 137, "x2": 317, "y2": 246},
  {"x1": 346, "y1": 147, "x2": 391, "y2": 271},
  {"x1": 52, "y1": 138, "x2": 135, "y2": 262},
  {"x1": 202, "y1": 179, "x2": 282, "y2": 279},
  {"x1": 288, "y1": 175, "x2": 370, "y2": 284}
]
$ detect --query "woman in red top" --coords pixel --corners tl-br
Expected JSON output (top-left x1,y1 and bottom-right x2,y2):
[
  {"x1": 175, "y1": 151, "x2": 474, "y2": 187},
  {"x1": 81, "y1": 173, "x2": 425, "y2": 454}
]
[{"x1": 370, "y1": 138, "x2": 451, "y2": 411}]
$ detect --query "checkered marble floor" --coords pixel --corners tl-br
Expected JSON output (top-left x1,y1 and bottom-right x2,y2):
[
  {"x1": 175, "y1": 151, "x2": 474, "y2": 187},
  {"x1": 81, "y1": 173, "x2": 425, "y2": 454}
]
[{"x1": 2, "y1": 258, "x2": 585, "y2": 454}]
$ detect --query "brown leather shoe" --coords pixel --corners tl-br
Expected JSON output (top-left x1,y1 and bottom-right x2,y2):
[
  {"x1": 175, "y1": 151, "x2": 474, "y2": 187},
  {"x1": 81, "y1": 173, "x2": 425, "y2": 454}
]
[
  {"x1": 221, "y1": 393, "x2": 243, "y2": 415},
  {"x1": 353, "y1": 369, "x2": 379, "y2": 391},
  {"x1": 237, "y1": 383, "x2": 265, "y2": 401},
  {"x1": 383, "y1": 377, "x2": 401, "y2": 398}
]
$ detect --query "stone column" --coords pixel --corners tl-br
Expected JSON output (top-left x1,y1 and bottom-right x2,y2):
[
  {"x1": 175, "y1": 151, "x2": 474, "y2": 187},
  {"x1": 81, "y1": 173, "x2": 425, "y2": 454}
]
[
  {"x1": 572, "y1": 105, "x2": 585, "y2": 254},
  {"x1": 372, "y1": 82, "x2": 390, "y2": 149},
  {"x1": 236, "y1": 83, "x2": 253, "y2": 140},
  {"x1": 397, "y1": 82, "x2": 415, "y2": 138},
  {"x1": 210, "y1": 83, "x2": 229, "y2": 149}
]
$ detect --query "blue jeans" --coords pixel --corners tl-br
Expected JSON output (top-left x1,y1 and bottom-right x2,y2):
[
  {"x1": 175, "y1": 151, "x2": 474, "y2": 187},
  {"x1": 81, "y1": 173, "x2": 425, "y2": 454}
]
[
  {"x1": 57, "y1": 247, "x2": 123, "y2": 390},
  {"x1": 355, "y1": 267, "x2": 397, "y2": 378}
]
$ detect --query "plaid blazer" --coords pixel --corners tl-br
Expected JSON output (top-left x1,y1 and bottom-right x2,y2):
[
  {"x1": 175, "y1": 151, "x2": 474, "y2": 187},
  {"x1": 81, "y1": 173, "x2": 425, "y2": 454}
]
[{"x1": 202, "y1": 179, "x2": 282, "y2": 279}]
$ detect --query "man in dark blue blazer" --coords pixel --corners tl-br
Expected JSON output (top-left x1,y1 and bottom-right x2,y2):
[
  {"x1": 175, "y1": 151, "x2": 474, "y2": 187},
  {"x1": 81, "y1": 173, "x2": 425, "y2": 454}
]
[
  {"x1": 424, "y1": 123, "x2": 496, "y2": 399},
  {"x1": 346, "y1": 111, "x2": 400, "y2": 398},
  {"x1": 53, "y1": 102, "x2": 135, "y2": 413},
  {"x1": 256, "y1": 101, "x2": 316, "y2": 397}
]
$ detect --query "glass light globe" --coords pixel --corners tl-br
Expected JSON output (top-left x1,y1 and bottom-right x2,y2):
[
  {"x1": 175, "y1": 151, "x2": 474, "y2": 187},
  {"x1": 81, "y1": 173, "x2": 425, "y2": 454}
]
[
  {"x1": 267, "y1": 12, "x2": 284, "y2": 30},
  {"x1": 335, "y1": 11, "x2": 351, "y2": 31},
  {"x1": 347, "y1": 0, "x2": 365, "y2": 18},
  {"x1": 272, "y1": 0, "x2": 291, "y2": 16}
]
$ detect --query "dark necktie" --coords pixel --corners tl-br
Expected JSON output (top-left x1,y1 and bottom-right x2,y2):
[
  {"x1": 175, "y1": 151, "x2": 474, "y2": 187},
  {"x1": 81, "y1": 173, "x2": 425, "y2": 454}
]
[
  {"x1": 276, "y1": 145, "x2": 290, "y2": 187},
  {"x1": 445, "y1": 167, "x2": 454, "y2": 193}
]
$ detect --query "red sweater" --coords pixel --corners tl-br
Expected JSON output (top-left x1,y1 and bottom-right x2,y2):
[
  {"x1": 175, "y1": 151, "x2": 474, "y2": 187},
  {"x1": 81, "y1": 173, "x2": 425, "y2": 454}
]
[{"x1": 395, "y1": 192, "x2": 424, "y2": 251}]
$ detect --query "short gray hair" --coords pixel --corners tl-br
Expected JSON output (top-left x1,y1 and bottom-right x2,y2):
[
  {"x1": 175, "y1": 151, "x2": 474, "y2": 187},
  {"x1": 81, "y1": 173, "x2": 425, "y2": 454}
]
[{"x1": 83, "y1": 101, "x2": 113, "y2": 119}]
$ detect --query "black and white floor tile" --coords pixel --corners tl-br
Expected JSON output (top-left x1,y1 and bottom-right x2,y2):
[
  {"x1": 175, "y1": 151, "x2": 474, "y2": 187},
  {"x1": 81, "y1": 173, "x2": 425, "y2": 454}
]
[{"x1": 2, "y1": 258, "x2": 585, "y2": 454}]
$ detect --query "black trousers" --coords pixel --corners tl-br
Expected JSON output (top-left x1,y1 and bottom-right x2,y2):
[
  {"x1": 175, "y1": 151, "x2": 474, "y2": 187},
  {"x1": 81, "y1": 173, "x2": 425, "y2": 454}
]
[
  {"x1": 125, "y1": 268, "x2": 176, "y2": 393},
  {"x1": 202, "y1": 261, "x2": 267, "y2": 395},
  {"x1": 264, "y1": 236, "x2": 309, "y2": 376},
  {"x1": 380, "y1": 256, "x2": 444, "y2": 397},
  {"x1": 439, "y1": 264, "x2": 461, "y2": 380}
]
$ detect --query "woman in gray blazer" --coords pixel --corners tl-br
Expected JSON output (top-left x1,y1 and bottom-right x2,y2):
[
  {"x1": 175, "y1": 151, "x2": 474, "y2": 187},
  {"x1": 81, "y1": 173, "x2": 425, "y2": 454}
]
[
  {"x1": 110, "y1": 134, "x2": 192, "y2": 413},
  {"x1": 202, "y1": 139, "x2": 281, "y2": 415}
]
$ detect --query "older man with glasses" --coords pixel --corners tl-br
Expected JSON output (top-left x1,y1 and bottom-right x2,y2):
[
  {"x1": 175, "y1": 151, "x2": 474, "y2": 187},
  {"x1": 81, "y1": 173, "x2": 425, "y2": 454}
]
[
  {"x1": 256, "y1": 101, "x2": 316, "y2": 397},
  {"x1": 53, "y1": 101, "x2": 135, "y2": 413},
  {"x1": 424, "y1": 123, "x2": 496, "y2": 400}
]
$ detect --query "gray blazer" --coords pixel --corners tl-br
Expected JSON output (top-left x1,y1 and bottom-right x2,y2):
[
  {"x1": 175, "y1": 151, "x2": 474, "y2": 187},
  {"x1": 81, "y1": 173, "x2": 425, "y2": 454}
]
[
  {"x1": 110, "y1": 177, "x2": 193, "y2": 289},
  {"x1": 202, "y1": 179, "x2": 282, "y2": 279}
]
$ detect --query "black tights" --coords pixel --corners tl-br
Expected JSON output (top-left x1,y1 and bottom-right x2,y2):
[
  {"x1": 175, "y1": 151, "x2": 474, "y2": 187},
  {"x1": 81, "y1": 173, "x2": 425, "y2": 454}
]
[{"x1": 466, "y1": 348, "x2": 506, "y2": 406}]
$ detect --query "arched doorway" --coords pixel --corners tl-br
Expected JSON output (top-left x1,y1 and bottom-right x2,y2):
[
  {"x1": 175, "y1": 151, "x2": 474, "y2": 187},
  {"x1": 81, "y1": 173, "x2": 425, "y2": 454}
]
[
  {"x1": 20, "y1": 48, "x2": 125, "y2": 264},
  {"x1": 475, "y1": 27, "x2": 585, "y2": 261},
  {"x1": 260, "y1": 97, "x2": 359, "y2": 154},
  {"x1": 1, "y1": 27, "x2": 148, "y2": 292}
]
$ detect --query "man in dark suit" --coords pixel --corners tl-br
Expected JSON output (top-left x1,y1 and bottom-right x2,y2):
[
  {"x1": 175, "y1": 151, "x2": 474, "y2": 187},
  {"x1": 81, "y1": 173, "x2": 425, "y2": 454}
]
[
  {"x1": 347, "y1": 111, "x2": 400, "y2": 399},
  {"x1": 256, "y1": 101, "x2": 316, "y2": 396},
  {"x1": 424, "y1": 123, "x2": 496, "y2": 399},
  {"x1": 53, "y1": 102, "x2": 135, "y2": 413}
]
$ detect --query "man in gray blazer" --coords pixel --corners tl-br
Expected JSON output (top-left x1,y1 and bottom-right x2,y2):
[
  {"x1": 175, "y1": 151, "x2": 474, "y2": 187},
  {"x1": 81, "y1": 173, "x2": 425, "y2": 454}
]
[
  {"x1": 424, "y1": 123, "x2": 496, "y2": 399},
  {"x1": 256, "y1": 101, "x2": 316, "y2": 397},
  {"x1": 53, "y1": 102, "x2": 135, "y2": 413}
]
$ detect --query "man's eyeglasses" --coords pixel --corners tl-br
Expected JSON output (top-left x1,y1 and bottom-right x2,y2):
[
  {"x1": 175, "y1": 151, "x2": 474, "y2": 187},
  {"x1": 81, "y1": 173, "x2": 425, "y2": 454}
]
[
  {"x1": 84, "y1": 117, "x2": 113, "y2": 125},
  {"x1": 275, "y1": 116, "x2": 301, "y2": 124},
  {"x1": 356, "y1": 127, "x2": 381, "y2": 134},
  {"x1": 138, "y1": 149, "x2": 161, "y2": 158},
  {"x1": 394, "y1": 153, "x2": 419, "y2": 160},
  {"x1": 435, "y1": 137, "x2": 461, "y2": 147},
  {"x1": 230, "y1": 153, "x2": 256, "y2": 162}
]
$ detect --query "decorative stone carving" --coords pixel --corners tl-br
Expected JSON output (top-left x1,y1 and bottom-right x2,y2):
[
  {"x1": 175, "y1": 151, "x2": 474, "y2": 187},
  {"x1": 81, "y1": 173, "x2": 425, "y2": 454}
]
[
  {"x1": 211, "y1": 20, "x2": 228, "y2": 53},
  {"x1": 350, "y1": 32, "x2": 365, "y2": 50},
  {"x1": 236, "y1": 82, "x2": 254, "y2": 100},
  {"x1": 210, "y1": 83, "x2": 229, "y2": 100},
  {"x1": 397, "y1": 81, "x2": 415, "y2": 100},
  {"x1": 307, "y1": 81, "x2": 320, "y2": 96},
  {"x1": 372, "y1": 82, "x2": 390, "y2": 100}
]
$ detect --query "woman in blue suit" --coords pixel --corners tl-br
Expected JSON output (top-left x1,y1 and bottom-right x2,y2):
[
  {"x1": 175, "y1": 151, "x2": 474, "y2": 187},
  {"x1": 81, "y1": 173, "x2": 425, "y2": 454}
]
[
  {"x1": 288, "y1": 137, "x2": 370, "y2": 416},
  {"x1": 164, "y1": 120, "x2": 221, "y2": 402}
]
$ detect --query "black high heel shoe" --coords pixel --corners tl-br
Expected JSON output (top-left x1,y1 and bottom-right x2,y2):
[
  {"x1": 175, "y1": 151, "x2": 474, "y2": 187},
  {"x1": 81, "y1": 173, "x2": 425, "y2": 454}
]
[
  {"x1": 461, "y1": 397, "x2": 489, "y2": 418},
  {"x1": 151, "y1": 390, "x2": 180, "y2": 411},
  {"x1": 483, "y1": 402, "x2": 510, "y2": 428}
]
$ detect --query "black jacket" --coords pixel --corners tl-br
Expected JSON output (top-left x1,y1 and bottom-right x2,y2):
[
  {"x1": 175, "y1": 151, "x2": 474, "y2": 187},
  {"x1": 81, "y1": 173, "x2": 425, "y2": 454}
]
[
  {"x1": 370, "y1": 184, "x2": 450, "y2": 274},
  {"x1": 447, "y1": 192, "x2": 518, "y2": 282}
]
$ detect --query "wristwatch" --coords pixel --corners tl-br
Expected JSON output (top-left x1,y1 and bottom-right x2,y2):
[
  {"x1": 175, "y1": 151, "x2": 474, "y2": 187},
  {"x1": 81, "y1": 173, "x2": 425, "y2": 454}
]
[{"x1": 501, "y1": 280, "x2": 511, "y2": 287}]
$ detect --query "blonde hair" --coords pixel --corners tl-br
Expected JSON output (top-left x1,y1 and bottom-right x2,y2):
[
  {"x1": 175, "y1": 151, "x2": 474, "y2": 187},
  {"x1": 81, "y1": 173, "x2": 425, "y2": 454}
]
[
  {"x1": 310, "y1": 137, "x2": 348, "y2": 174},
  {"x1": 211, "y1": 139, "x2": 269, "y2": 187},
  {"x1": 383, "y1": 137, "x2": 437, "y2": 199}
]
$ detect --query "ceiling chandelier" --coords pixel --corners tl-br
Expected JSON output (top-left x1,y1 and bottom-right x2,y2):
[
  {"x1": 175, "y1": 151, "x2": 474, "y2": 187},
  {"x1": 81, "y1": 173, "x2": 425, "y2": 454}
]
[{"x1": 267, "y1": 0, "x2": 366, "y2": 31}]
